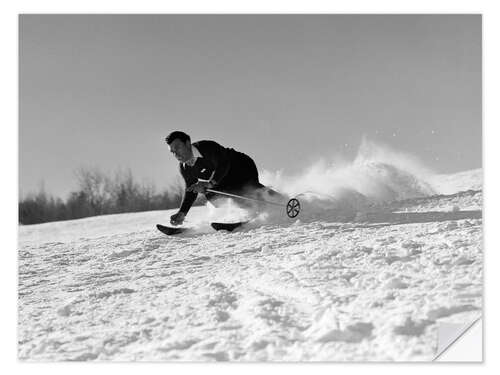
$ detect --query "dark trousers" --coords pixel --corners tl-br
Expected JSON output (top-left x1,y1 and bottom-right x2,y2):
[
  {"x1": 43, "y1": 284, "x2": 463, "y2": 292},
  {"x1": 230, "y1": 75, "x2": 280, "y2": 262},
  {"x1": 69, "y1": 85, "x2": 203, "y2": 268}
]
[{"x1": 204, "y1": 152, "x2": 266, "y2": 206}]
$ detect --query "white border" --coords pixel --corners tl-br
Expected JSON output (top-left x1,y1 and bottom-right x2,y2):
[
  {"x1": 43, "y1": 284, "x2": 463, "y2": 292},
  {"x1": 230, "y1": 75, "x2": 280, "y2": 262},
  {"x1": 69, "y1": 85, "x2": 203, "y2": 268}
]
[{"x1": 3, "y1": 1, "x2": 498, "y2": 374}]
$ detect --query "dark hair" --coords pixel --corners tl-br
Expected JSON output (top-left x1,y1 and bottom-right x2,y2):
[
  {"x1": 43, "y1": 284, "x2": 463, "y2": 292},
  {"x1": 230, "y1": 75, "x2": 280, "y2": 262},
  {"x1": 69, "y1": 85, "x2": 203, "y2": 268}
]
[{"x1": 165, "y1": 131, "x2": 191, "y2": 145}]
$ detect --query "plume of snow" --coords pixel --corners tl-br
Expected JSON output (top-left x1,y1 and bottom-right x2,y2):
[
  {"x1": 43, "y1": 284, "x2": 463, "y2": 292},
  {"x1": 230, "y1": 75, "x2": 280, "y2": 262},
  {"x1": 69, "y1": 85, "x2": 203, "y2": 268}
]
[{"x1": 259, "y1": 137, "x2": 438, "y2": 221}]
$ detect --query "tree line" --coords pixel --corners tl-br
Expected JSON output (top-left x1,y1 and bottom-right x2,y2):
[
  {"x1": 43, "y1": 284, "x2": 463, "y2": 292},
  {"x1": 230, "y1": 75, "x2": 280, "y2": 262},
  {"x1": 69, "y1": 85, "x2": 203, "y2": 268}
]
[{"x1": 19, "y1": 168, "x2": 195, "y2": 225}]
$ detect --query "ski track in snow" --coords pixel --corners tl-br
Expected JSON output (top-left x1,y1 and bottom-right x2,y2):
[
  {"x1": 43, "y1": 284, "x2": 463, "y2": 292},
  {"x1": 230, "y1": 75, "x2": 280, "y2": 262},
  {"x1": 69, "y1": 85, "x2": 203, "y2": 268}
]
[{"x1": 18, "y1": 189, "x2": 482, "y2": 361}]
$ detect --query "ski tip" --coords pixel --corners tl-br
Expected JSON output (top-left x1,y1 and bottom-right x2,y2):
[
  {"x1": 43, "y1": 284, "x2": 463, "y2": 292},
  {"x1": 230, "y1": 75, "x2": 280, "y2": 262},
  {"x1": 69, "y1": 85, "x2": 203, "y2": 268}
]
[
  {"x1": 156, "y1": 224, "x2": 186, "y2": 235},
  {"x1": 211, "y1": 221, "x2": 247, "y2": 232}
]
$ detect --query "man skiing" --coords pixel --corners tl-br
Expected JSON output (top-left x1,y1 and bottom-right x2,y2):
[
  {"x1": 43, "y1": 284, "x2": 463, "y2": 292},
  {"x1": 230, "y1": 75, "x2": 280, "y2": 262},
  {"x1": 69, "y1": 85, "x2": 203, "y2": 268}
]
[{"x1": 165, "y1": 131, "x2": 279, "y2": 226}]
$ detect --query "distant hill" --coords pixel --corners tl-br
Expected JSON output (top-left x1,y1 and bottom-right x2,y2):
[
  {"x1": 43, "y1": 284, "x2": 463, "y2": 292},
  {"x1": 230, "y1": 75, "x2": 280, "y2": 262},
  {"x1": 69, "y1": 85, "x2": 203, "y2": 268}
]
[{"x1": 430, "y1": 168, "x2": 482, "y2": 195}]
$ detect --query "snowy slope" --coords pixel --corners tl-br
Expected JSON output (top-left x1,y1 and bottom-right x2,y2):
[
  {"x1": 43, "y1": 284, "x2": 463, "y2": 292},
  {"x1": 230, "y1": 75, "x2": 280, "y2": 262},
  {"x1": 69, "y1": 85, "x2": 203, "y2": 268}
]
[{"x1": 18, "y1": 169, "x2": 482, "y2": 361}]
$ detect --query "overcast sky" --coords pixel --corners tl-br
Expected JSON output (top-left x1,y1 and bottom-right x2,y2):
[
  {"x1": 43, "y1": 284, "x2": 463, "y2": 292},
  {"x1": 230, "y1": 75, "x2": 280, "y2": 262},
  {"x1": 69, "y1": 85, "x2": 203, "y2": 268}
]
[{"x1": 19, "y1": 14, "x2": 481, "y2": 199}]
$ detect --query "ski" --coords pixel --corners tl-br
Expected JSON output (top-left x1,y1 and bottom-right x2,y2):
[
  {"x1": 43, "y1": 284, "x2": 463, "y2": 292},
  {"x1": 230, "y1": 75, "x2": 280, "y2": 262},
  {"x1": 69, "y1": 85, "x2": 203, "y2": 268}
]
[
  {"x1": 210, "y1": 221, "x2": 247, "y2": 232},
  {"x1": 156, "y1": 224, "x2": 188, "y2": 236}
]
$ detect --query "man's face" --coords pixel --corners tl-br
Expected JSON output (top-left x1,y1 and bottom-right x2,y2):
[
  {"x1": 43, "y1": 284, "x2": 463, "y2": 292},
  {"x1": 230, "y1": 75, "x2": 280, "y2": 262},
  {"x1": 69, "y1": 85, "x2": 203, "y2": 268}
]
[{"x1": 168, "y1": 138, "x2": 192, "y2": 163}]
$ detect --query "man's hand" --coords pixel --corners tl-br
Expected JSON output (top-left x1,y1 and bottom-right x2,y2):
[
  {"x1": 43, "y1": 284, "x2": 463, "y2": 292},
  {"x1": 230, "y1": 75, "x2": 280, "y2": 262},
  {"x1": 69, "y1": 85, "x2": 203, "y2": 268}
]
[
  {"x1": 170, "y1": 211, "x2": 186, "y2": 226},
  {"x1": 187, "y1": 181, "x2": 213, "y2": 194}
]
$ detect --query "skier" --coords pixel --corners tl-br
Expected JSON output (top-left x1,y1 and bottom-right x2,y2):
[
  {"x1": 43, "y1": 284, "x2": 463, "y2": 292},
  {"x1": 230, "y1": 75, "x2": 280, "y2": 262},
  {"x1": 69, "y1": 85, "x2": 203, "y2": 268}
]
[{"x1": 165, "y1": 131, "x2": 280, "y2": 226}]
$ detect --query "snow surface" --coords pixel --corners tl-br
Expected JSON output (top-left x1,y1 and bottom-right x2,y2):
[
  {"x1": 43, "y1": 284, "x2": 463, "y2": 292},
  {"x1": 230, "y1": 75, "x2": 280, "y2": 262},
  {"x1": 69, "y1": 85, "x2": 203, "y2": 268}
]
[{"x1": 18, "y1": 168, "x2": 482, "y2": 361}]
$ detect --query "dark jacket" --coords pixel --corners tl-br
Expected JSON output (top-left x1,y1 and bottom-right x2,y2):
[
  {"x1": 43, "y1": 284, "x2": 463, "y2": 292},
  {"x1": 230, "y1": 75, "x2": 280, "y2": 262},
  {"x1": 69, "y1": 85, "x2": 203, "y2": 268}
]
[{"x1": 178, "y1": 140, "x2": 237, "y2": 213}]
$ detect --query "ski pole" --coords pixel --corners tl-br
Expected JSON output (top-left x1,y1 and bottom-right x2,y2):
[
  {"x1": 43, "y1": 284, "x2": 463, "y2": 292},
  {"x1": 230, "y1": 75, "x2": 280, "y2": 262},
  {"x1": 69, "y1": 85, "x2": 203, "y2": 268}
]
[
  {"x1": 206, "y1": 189, "x2": 282, "y2": 206},
  {"x1": 206, "y1": 189, "x2": 301, "y2": 218}
]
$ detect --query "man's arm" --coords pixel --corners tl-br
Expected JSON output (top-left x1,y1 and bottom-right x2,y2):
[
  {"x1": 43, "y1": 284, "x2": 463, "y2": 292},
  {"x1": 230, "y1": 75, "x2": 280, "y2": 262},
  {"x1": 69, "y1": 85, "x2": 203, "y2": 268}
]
[
  {"x1": 178, "y1": 166, "x2": 198, "y2": 214},
  {"x1": 179, "y1": 190, "x2": 197, "y2": 214}
]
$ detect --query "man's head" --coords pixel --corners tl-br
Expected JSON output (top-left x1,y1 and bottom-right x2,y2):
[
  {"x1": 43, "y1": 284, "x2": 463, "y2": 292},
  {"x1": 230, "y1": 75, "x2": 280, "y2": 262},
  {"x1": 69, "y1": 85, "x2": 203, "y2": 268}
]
[{"x1": 165, "y1": 131, "x2": 193, "y2": 163}]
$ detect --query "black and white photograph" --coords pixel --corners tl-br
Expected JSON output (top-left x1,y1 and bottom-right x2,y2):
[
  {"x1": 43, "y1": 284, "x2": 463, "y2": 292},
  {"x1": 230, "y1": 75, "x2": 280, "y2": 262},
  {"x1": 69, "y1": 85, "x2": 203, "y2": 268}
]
[{"x1": 18, "y1": 14, "x2": 482, "y2": 361}]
